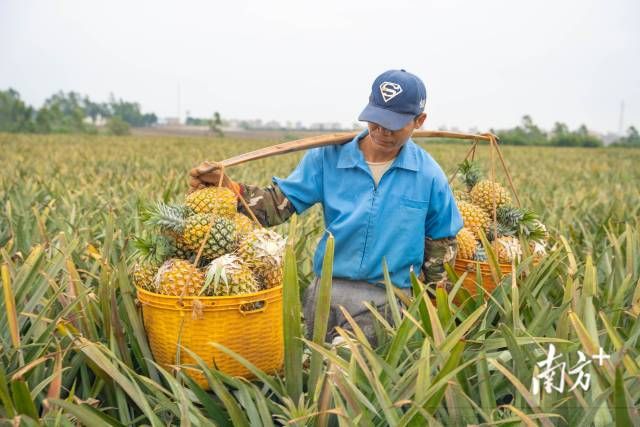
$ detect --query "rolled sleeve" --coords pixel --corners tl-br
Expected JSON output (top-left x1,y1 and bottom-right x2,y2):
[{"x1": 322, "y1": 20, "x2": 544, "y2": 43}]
[{"x1": 272, "y1": 148, "x2": 323, "y2": 214}]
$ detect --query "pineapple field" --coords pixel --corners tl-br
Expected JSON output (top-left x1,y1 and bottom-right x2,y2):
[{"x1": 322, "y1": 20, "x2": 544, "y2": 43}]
[{"x1": 1, "y1": 132, "x2": 640, "y2": 426}]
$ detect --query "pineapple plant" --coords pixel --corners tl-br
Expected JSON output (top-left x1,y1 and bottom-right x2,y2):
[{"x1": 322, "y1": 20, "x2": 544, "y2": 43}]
[
  {"x1": 203, "y1": 254, "x2": 259, "y2": 296},
  {"x1": 236, "y1": 228, "x2": 285, "y2": 289},
  {"x1": 456, "y1": 227, "x2": 477, "y2": 260},
  {"x1": 185, "y1": 186, "x2": 237, "y2": 217},
  {"x1": 154, "y1": 258, "x2": 205, "y2": 296}
]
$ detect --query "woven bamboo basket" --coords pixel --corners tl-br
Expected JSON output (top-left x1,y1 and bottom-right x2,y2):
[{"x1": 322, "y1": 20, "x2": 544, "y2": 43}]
[
  {"x1": 137, "y1": 284, "x2": 284, "y2": 388},
  {"x1": 453, "y1": 258, "x2": 512, "y2": 297}
]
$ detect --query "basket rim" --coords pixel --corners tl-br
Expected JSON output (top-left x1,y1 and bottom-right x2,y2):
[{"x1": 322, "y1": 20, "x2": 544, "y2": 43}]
[
  {"x1": 135, "y1": 283, "x2": 283, "y2": 302},
  {"x1": 454, "y1": 257, "x2": 512, "y2": 268}
]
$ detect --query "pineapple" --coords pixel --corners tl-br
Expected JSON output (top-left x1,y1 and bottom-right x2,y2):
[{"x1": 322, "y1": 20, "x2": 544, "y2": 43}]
[
  {"x1": 166, "y1": 232, "x2": 195, "y2": 260},
  {"x1": 133, "y1": 263, "x2": 159, "y2": 292},
  {"x1": 185, "y1": 186, "x2": 237, "y2": 217},
  {"x1": 145, "y1": 203, "x2": 238, "y2": 260},
  {"x1": 154, "y1": 258, "x2": 205, "y2": 296},
  {"x1": 454, "y1": 189, "x2": 471, "y2": 203},
  {"x1": 457, "y1": 200, "x2": 490, "y2": 238},
  {"x1": 132, "y1": 235, "x2": 172, "y2": 292},
  {"x1": 234, "y1": 212, "x2": 256, "y2": 241},
  {"x1": 203, "y1": 254, "x2": 259, "y2": 296},
  {"x1": 495, "y1": 236, "x2": 522, "y2": 263},
  {"x1": 236, "y1": 228, "x2": 285, "y2": 289},
  {"x1": 456, "y1": 227, "x2": 477, "y2": 260},
  {"x1": 470, "y1": 180, "x2": 512, "y2": 214}
]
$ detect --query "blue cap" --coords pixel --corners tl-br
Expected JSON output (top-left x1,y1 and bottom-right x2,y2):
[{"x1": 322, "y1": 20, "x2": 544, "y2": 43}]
[{"x1": 358, "y1": 69, "x2": 427, "y2": 131}]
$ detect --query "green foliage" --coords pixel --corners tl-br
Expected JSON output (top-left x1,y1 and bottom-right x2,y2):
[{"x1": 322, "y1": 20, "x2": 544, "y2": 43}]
[
  {"x1": 106, "y1": 116, "x2": 131, "y2": 136},
  {"x1": 550, "y1": 122, "x2": 603, "y2": 147},
  {"x1": 0, "y1": 88, "x2": 156, "y2": 135},
  {"x1": 495, "y1": 115, "x2": 549, "y2": 146},
  {"x1": 611, "y1": 126, "x2": 640, "y2": 148},
  {"x1": 108, "y1": 94, "x2": 157, "y2": 127},
  {"x1": 0, "y1": 89, "x2": 35, "y2": 132},
  {"x1": 495, "y1": 115, "x2": 605, "y2": 147}
]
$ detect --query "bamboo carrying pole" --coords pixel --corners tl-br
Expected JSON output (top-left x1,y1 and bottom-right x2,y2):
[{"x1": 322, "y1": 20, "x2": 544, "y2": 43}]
[
  {"x1": 219, "y1": 130, "x2": 493, "y2": 167},
  {"x1": 209, "y1": 129, "x2": 522, "y2": 235}
]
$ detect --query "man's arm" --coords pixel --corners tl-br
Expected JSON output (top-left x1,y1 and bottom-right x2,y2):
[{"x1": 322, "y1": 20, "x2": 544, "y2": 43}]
[
  {"x1": 238, "y1": 183, "x2": 296, "y2": 227},
  {"x1": 421, "y1": 237, "x2": 457, "y2": 289}
]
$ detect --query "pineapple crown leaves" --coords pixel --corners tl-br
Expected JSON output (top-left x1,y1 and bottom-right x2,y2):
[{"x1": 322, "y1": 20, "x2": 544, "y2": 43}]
[
  {"x1": 457, "y1": 159, "x2": 483, "y2": 191},
  {"x1": 486, "y1": 221, "x2": 517, "y2": 241},
  {"x1": 239, "y1": 229, "x2": 286, "y2": 264},
  {"x1": 132, "y1": 234, "x2": 173, "y2": 264},
  {"x1": 202, "y1": 254, "x2": 242, "y2": 295},
  {"x1": 143, "y1": 202, "x2": 191, "y2": 234}
]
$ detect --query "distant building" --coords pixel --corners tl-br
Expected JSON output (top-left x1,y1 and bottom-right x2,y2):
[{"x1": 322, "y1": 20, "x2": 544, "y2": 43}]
[{"x1": 161, "y1": 117, "x2": 181, "y2": 126}]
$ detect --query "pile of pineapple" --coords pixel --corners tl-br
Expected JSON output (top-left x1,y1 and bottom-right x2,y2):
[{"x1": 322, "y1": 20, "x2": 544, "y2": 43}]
[
  {"x1": 131, "y1": 186, "x2": 285, "y2": 297},
  {"x1": 454, "y1": 160, "x2": 548, "y2": 264}
]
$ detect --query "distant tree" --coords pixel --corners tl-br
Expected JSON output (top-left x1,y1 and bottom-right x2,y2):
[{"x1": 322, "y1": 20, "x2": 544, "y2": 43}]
[
  {"x1": 550, "y1": 122, "x2": 602, "y2": 147},
  {"x1": 0, "y1": 88, "x2": 35, "y2": 132},
  {"x1": 106, "y1": 116, "x2": 130, "y2": 135},
  {"x1": 496, "y1": 115, "x2": 548, "y2": 145},
  {"x1": 43, "y1": 91, "x2": 92, "y2": 133},
  {"x1": 610, "y1": 126, "x2": 640, "y2": 147}
]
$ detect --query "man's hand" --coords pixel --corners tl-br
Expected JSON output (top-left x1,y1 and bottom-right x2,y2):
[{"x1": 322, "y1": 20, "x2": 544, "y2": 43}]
[{"x1": 188, "y1": 161, "x2": 240, "y2": 194}]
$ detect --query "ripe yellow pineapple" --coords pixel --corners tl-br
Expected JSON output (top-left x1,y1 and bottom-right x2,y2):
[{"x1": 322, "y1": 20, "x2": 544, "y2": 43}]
[
  {"x1": 185, "y1": 186, "x2": 237, "y2": 217},
  {"x1": 495, "y1": 236, "x2": 522, "y2": 263},
  {"x1": 133, "y1": 263, "x2": 159, "y2": 292},
  {"x1": 454, "y1": 190, "x2": 471, "y2": 202},
  {"x1": 146, "y1": 203, "x2": 238, "y2": 260},
  {"x1": 456, "y1": 227, "x2": 477, "y2": 260},
  {"x1": 456, "y1": 200, "x2": 490, "y2": 238},
  {"x1": 234, "y1": 212, "x2": 256, "y2": 241},
  {"x1": 236, "y1": 228, "x2": 285, "y2": 289},
  {"x1": 154, "y1": 258, "x2": 205, "y2": 296},
  {"x1": 470, "y1": 180, "x2": 512, "y2": 213},
  {"x1": 203, "y1": 254, "x2": 259, "y2": 296},
  {"x1": 182, "y1": 214, "x2": 238, "y2": 259},
  {"x1": 132, "y1": 235, "x2": 172, "y2": 292}
]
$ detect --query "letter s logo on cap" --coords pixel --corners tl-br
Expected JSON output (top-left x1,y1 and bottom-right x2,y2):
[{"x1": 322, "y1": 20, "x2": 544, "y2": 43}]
[{"x1": 379, "y1": 82, "x2": 403, "y2": 103}]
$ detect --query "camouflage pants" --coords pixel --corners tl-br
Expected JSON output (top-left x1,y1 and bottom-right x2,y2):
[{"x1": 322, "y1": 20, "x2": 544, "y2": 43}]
[{"x1": 302, "y1": 277, "x2": 412, "y2": 347}]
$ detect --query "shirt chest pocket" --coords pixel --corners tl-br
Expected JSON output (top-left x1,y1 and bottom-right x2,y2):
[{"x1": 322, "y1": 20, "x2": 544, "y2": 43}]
[
  {"x1": 394, "y1": 196, "x2": 429, "y2": 238},
  {"x1": 399, "y1": 196, "x2": 429, "y2": 210}
]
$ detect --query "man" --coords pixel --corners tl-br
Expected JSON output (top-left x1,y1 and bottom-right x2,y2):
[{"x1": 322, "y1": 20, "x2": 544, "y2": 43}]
[{"x1": 189, "y1": 69, "x2": 463, "y2": 345}]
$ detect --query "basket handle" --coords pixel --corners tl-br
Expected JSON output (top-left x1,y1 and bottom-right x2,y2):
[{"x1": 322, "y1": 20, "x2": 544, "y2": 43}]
[{"x1": 238, "y1": 300, "x2": 268, "y2": 315}]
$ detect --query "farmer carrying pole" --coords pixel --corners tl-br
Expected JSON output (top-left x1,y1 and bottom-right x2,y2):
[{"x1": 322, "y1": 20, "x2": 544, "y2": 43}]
[{"x1": 189, "y1": 69, "x2": 463, "y2": 345}]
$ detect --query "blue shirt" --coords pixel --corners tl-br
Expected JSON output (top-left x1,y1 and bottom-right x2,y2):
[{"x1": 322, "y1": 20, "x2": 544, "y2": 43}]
[{"x1": 273, "y1": 130, "x2": 463, "y2": 288}]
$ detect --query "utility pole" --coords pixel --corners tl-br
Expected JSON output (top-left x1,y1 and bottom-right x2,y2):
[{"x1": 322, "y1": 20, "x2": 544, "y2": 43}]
[{"x1": 618, "y1": 100, "x2": 625, "y2": 135}]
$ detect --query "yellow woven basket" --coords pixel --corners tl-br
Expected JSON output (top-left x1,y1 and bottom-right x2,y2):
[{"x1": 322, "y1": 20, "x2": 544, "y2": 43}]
[
  {"x1": 136, "y1": 284, "x2": 284, "y2": 388},
  {"x1": 453, "y1": 258, "x2": 512, "y2": 297}
]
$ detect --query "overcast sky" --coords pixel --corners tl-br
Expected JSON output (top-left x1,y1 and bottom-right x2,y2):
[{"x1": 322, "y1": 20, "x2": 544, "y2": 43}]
[{"x1": 1, "y1": 0, "x2": 638, "y2": 133}]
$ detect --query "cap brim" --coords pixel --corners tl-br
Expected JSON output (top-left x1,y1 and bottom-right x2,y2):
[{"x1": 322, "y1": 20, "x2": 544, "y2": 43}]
[{"x1": 358, "y1": 103, "x2": 415, "y2": 131}]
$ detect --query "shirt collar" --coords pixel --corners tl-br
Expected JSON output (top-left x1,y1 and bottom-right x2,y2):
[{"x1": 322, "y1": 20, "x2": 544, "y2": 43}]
[{"x1": 337, "y1": 129, "x2": 419, "y2": 172}]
